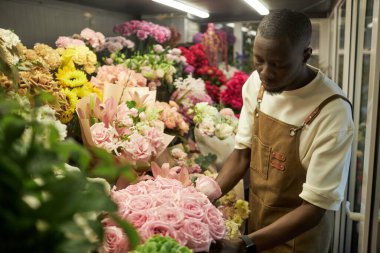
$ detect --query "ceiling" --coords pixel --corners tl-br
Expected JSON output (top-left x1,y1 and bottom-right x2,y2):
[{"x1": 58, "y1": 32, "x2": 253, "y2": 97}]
[{"x1": 57, "y1": 0, "x2": 337, "y2": 23}]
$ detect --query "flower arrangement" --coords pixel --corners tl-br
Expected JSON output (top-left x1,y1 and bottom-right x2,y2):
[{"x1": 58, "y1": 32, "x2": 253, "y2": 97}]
[
  {"x1": 170, "y1": 75, "x2": 213, "y2": 123},
  {"x1": 88, "y1": 97, "x2": 168, "y2": 164},
  {"x1": 106, "y1": 174, "x2": 225, "y2": 252},
  {"x1": 193, "y1": 103, "x2": 238, "y2": 168},
  {"x1": 131, "y1": 236, "x2": 191, "y2": 253},
  {"x1": 0, "y1": 28, "x2": 21, "y2": 83},
  {"x1": 220, "y1": 70, "x2": 248, "y2": 113}
]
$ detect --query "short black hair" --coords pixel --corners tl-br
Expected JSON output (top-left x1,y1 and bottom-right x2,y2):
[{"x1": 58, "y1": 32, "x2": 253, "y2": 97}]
[{"x1": 257, "y1": 9, "x2": 312, "y2": 47}]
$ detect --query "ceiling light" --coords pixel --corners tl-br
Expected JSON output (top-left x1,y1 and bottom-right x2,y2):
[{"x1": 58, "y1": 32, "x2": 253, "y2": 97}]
[
  {"x1": 227, "y1": 23, "x2": 235, "y2": 28},
  {"x1": 242, "y1": 26, "x2": 249, "y2": 32},
  {"x1": 152, "y1": 0, "x2": 209, "y2": 18},
  {"x1": 242, "y1": 0, "x2": 269, "y2": 15}
]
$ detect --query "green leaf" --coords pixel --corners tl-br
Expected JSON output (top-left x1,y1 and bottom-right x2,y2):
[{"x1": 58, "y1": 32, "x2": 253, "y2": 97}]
[{"x1": 126, "y1": 100, "x2": 137, "y2": 109}]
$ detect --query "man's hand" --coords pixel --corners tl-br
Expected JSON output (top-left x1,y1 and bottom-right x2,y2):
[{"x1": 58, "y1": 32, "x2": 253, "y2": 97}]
[{"x1": 210, "y1": 239, "x2": 245, "y2": 253}]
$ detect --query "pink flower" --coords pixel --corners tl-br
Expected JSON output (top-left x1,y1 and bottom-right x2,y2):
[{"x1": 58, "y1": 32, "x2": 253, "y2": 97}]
[
  {"x1": 195, "y1": 175, "x2": 222, "y2": 202},
  {"x1": 100, "y1": 226, "x2": 128, "y2": 253},
  {"x1": 179, "y1": 196, "x2": 205, "y2": 220},
  {"x1": 125, "y1": 195, "x2": 154, "y2": 212},
  {"x1": 156, "y1": 206, "x2": 185, "y2": 229},
  {"x1": 127, "y1": 211, "x2": 150, "y2": 229},
  {"x1": 90, "y1": 122, "x2": 117, "y2": 146},
  {"x1": 181, "y1": 218, "x2": 212, "y2": 252},
  {"x1": 124, "y1": 133, "x2": 153, "y2": 161},
  {"x1": 144, "y1": 128, "x2": 164, "y2": 152},
  {"x1": 203, "y1": 204, "x2": 226, "y2": 240},
  {"x1": 220, "y1": 108, "x2": 235, "y2": 118},
  {"x1": 55, "y1": 36, "x2": 85, "y2": 48},
  {"x1": 138, "y1": 220, "x2": 178, "y2": 241},
  {"x1": 116, "y1": 104, "x2": 133, "y2": 127}
]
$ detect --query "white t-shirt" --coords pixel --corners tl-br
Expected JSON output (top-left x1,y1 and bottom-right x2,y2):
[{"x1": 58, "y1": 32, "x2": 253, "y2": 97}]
[{"x1": 235, "y1": 68, "x2": 354, "y2": 211}]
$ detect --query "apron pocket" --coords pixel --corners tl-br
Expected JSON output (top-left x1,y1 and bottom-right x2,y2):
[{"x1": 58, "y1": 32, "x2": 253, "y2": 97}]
[{"x1": 250, "y1": 135, "x2": 271, "y2": 179}]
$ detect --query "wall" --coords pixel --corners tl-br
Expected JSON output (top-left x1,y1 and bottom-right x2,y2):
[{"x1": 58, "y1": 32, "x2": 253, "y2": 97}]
[{"x1": 0, "y1": 0, "x2": 132, "y2": 47}]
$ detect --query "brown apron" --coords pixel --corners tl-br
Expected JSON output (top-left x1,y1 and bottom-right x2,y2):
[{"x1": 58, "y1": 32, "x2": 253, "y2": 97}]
[{"x1": 248, "y1": 85, "x2": 351, "y2": 253}]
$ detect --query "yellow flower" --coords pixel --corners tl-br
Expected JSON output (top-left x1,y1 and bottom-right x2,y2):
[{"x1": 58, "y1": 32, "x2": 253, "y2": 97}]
[
  {"x1": 225, "y1": 220, "x2": 241, "y2": 240},
  {"x1": 232, "y1": 214, "x2": 243, "y2": 226},
  {"x1": 235, "y1": 199, "x2": 250, "y2": 219},
  {"x1": 56, "y1": 67, "x2": 87, "y2": 88},
  {"x1": 59, "y1": 88, "x2": 78, "y2": 123}
]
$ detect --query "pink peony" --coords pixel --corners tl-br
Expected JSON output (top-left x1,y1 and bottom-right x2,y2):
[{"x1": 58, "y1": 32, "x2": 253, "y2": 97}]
[
  {"x1": 195, "y1": 175, "x2": 222, "y2": 201},
  {"x1": 100, "y1": 226, "x2": 128, "y2": 253},
  {"x1": 90, "y1": 122, "x2": 117, "y2": 146},
  {"x1": 124, "y1": 133, "x2": 153, "y2": 161}
]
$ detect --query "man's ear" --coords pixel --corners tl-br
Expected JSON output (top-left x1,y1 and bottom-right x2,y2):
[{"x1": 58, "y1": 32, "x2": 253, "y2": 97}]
[{"x1": 303, "y1": 47, "x2": 312, "y2": 63}]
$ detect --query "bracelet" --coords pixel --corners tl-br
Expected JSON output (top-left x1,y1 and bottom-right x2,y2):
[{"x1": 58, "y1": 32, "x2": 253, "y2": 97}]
[{"x1": 241, "y1": 235, "x2": 258, "y2": 253}]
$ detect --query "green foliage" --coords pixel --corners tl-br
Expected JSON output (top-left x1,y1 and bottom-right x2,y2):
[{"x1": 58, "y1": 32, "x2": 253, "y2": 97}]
[
  {"x1": 0, "y1": 92, "x2": 137, "y2": 252},
  {"x1": 131, "y1": 236, "x2": 191, "y2": 253},
  {"x1": 194, "y1": 153, "x2": 217, "y2": 172}
]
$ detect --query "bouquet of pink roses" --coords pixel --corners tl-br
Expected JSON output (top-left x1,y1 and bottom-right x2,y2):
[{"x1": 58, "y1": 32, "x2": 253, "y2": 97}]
[{"x1": 103, "y1": 164, "x2": 225, "y2": 252}]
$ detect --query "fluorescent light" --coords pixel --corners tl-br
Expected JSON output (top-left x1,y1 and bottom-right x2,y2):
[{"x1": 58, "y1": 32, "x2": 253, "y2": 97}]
[
  {"x1": 248, "y1": 30, "x2": 257, "y2": 36},
  {"x1": 152, "y1": 0, "x2": 209, "y2": 18},
  {"x1": 243, "y1": 0, "x2": 269, "y2": 15},
  {"x1": 227, "y1": 23, "x2": 235, "y2": 28},
  {"x1": 242, "y1": 26, "x2": 249, "y2": 32}
]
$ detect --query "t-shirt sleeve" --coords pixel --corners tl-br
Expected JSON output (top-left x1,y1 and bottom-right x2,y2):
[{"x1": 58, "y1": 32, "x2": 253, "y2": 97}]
[
  {"x1": 299, "y1": 125, "x2": 354, "y2": 210},
  {"x1": 234, "y1": 74, "x2": 257, "y2": 149}
]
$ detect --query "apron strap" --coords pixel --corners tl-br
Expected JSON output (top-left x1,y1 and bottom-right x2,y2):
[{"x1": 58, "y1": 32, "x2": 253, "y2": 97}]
[
  {"x1": 304, "y1": 94, "x2": 353, "y2": 126},
  {"x1": 256, "y1": 85, "x2": 265, "y2": 109}
]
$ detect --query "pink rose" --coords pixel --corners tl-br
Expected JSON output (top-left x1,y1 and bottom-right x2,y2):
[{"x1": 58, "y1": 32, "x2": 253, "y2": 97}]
[
  {"x1": 179, "y1": 195, "x2": 205, "y2": 220},
  {"x1": 156, "y1": 206, "x2": 184, "y2": 229},
  {"x1": 181, "y1": 218, "x2": 212, "y2": 252},
  {"x1": 203, "y1": 204, "x2": 225, "y2": 240},
  {"x1": 125, "y1": 195, "x2": 154, "y2": 212},
  {"x1": 100, "y1": 226, "x2": 128, "y2": 253},
  {"x1": 195, "y1": 175, "x2": 222, "y2": 201},
  {"x1": 138, "y1": 220, "x2": 178, "y2": 241},
  {"x1": 127, "y1": 211, "x2": 150, "y2": 229}
]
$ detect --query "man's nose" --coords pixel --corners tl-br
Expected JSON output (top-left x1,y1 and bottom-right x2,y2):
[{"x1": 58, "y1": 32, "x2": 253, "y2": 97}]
[{"x1": 259, "y1": 64, "x2": 275, "y2": 80}]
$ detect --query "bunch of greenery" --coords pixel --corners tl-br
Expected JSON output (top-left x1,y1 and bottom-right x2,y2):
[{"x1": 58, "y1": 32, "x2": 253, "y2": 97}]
[
  {"x1": 131, "y1": 236, "x2": 191, "y2": 253},
  {"x1": 0, "y1": 91, "x2": 139, "y2": 252}
]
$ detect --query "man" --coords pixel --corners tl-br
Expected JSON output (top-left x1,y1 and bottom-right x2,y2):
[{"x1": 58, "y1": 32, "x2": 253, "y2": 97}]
[{"x1": 215, "y1": 9, "x2": 354, "y2": 253}]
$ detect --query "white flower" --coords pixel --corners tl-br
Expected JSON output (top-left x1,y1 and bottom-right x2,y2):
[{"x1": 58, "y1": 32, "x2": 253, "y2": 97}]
[
  {"x1": 0, "y1": 28, "x2": 20, "y2": 48},
  {"x1": 215, "y1": 123, "x2": 234, "y2": 140}
]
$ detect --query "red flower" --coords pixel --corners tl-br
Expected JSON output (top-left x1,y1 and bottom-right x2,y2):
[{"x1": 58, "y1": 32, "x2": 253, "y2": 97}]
[
  {"x1": 220, "y1": 71, "x2": 249, "y2": 111},
  {"x1": 205, "y1": 82, "x2": 220, "y2": 103}
]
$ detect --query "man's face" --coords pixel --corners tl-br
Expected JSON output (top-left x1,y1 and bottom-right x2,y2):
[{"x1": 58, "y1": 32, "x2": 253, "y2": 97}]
[{"x1": 253, "y1": 34, "x2": 305, "y2": 94}]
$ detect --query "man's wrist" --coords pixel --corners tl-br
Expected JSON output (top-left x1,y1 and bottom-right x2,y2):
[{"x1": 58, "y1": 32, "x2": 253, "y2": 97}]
[{"x1": 240, "y1": 235, "x2": 258, "y2": 253}]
